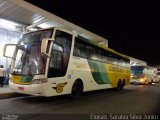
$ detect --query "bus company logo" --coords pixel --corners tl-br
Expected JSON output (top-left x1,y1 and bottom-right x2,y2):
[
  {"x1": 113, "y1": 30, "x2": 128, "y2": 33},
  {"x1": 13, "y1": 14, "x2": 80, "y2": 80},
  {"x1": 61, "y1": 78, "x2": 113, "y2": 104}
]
[
  {"x1": 109, "y1": 66, "x2": 123, "y2": 73},
  {"x1": 52, "y1": 82, "x2": 68, "y2": 93}
]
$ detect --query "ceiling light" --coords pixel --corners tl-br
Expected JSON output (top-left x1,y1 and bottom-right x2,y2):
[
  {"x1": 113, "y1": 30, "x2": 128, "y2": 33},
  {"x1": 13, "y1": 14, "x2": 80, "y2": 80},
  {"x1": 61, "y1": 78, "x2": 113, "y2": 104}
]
[{"x1": 0, "y1": 18, "x2": 18, "y2": 30}]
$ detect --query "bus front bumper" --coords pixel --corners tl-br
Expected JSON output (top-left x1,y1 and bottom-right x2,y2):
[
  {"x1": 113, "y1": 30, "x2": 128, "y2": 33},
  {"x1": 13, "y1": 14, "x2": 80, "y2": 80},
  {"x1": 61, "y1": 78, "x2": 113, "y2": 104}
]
[
  {"x1": 130, "y1": 79, "x2": 146, "y2": 84},
  {"x1": 9, "y1": 81, "x2": 44, "y2": 96}
]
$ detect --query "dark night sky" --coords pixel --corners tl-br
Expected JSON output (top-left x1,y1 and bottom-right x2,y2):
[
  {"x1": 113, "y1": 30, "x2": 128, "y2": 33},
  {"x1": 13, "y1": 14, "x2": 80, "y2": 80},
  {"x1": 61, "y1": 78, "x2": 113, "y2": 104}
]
[{"x1": 25, "y1": 0, "x2": 160, "y2": 66}]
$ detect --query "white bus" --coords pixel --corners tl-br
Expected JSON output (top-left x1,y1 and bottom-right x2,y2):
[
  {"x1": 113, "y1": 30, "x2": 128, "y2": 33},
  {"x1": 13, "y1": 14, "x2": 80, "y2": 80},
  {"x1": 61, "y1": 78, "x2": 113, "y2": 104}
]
[
  {"x1": 130, "y1": 66, "x2": 159, "y2": 84},
  {"x1": 3, "y1": 28, "x2": 130, "y2": 97}
]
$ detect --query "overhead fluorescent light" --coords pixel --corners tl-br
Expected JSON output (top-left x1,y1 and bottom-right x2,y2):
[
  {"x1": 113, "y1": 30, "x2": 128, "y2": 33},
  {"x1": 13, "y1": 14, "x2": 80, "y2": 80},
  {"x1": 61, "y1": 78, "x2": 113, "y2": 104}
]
[
  {"x1": 28, "y1": 28, "x2": 38, "y2": 31},
  {"x1": 0, "y1": 18, "x2": 19, "y2": 26},
  {"x1": 0, "y1": 18, "x2": 18, "y2": 30},
  {"x1": 37, "y1": 23, "x2": 51, "y2": 28}
]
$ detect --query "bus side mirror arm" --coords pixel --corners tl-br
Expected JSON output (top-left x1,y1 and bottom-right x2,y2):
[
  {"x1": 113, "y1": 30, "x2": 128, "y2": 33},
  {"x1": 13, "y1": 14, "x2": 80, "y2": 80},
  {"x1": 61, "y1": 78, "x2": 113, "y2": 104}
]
[
  {"x1": 3, "y1": 44, "x2": 17, "y2": 59},
  {"x1": 41, "y1": 38, "x2": 55, "y2": 57}
]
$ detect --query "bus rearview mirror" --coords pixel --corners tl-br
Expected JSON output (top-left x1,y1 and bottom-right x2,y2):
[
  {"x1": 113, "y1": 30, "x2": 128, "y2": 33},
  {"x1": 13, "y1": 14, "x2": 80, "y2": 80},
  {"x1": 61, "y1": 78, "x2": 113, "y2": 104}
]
[{"x1": 3, "y1": 44, "x2": 17, "y2": 59}]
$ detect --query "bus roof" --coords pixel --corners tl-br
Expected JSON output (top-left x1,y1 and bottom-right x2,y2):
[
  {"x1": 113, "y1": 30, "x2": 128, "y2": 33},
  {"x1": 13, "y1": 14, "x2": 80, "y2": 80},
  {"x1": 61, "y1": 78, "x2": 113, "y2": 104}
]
[
  {"x1": 8, "y1": 0, "x2": 108, "y2": 46},
  {"x1": 100, "y1": 45, "x2": 129, "y2": 60},
  {"x1": 77, "y1": 35, "x2": 129, "y2": 60}
]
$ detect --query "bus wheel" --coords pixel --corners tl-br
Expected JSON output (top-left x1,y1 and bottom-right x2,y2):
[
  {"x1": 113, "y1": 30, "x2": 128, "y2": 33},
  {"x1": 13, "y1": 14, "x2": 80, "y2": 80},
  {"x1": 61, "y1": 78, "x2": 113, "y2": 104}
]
[
  {"x1": 71, "y1": 80, "x2": 83, "y2": 98},
  {"x1": 117, "y1": 80, "x2": 122, "y2": 90},
  {"x1": 121, "y1": 80, "x2": 125, "y2": 90}
]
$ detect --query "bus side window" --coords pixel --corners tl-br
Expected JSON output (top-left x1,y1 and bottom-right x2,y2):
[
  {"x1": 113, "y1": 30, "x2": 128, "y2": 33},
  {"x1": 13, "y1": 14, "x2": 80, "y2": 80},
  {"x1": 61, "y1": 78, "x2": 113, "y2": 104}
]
[{"x1": 73, "y1": 37, "x2": 88, "y2": 58}]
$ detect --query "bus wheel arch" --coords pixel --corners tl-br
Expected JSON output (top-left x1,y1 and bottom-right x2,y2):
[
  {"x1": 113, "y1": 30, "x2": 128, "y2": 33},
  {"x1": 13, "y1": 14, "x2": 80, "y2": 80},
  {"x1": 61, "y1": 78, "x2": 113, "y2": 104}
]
[{"x1": 71, "y1": 79, "x2": 83, "y2": 98}]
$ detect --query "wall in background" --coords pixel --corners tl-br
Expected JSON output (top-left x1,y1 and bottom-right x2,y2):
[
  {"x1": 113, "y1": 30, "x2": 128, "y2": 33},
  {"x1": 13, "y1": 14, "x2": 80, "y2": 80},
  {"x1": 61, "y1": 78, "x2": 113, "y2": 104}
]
[{"x1": 0, "y1": 28, "x2": 22, "y2": 69}]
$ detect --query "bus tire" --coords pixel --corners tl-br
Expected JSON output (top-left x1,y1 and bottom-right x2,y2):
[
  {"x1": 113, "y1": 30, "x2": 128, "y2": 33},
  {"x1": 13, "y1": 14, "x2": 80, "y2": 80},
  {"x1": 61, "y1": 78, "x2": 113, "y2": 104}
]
[
  {"x1": 117, "y1": 80, "x2": 122, "y2": 90},
  {"x1": 71, "y1": 80, "x2": 83, "y2": 99},
  {"x1": 121, "y1": 80, "x2": 125, "y2": 90}
]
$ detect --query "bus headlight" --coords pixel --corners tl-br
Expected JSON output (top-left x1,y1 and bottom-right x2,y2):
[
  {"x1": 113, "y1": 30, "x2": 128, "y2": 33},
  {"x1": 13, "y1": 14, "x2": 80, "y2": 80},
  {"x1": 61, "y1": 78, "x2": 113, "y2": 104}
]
[
  {"x1": 140, "y1": 78, "x2": 145, "y2": 82},
  {"x1": 32, "y1": 78, "x2": 47, "y2": 84},
  {"x1": 130, "y1": 75, "x2": 133, "y2": 78}
]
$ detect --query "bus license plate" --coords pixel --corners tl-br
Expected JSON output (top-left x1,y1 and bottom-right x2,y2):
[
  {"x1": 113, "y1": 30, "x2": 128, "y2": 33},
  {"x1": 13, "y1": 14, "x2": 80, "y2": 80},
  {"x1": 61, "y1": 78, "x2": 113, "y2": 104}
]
[{"x1": 18, "y1": 87, "x2": 24, "y2": 90}]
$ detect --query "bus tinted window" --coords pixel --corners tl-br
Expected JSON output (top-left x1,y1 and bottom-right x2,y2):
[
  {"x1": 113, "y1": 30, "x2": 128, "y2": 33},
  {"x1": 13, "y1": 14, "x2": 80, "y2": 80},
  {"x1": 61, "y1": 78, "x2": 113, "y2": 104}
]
[
  {"x1": 73, "y1": 37, "x2": 90, "y2": 58},
  {"x1": 73, "y1": 36, "x2": 129, "y2": 65}
]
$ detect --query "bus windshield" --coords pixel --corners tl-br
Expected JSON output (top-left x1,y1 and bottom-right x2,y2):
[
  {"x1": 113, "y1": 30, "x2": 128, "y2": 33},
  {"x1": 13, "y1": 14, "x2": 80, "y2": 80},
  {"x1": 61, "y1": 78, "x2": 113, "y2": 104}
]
[
  {"x1": 12, "y1": 30, "x2": 53, "y2": 76},
  {"x1": 131, "y1": 66, "x2": 144, "y2": 78}
]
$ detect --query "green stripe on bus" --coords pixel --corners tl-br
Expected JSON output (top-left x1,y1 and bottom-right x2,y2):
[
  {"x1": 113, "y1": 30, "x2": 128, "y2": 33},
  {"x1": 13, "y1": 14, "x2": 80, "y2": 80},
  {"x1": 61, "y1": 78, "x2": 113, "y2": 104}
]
[{"x1": 88, "y1": 60, "x2": 110, "y2": 84}]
